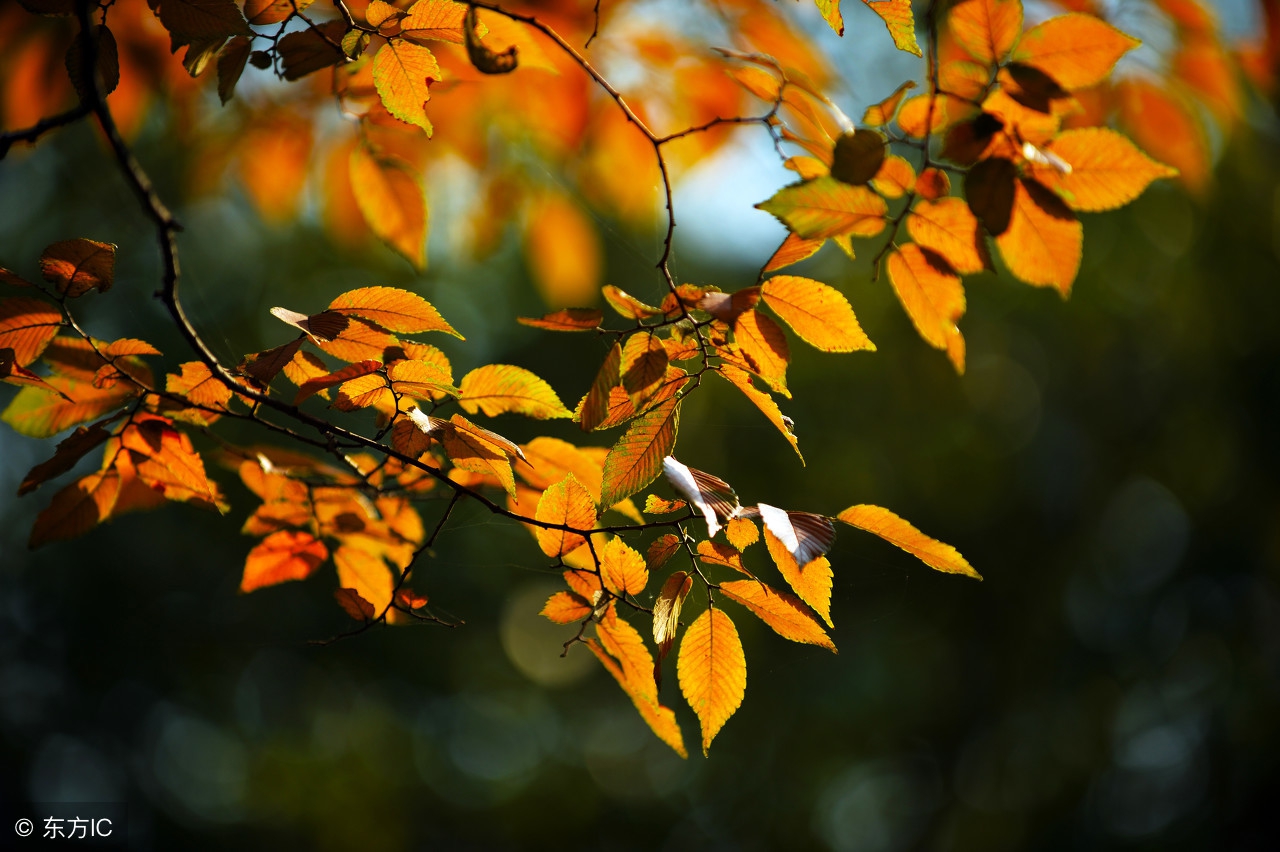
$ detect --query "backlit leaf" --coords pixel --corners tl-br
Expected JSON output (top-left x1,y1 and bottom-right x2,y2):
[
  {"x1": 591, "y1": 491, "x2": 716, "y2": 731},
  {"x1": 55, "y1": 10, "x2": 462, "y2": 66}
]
[
  {"x1": 644, "y1": 495, "x2": 686, "y2": 515},
  {"x1": 373, "y1": 38, "x2": 441, "y2": 134},
  {"x1": 720, "y1": 579, "x2": 836, "y2": 652},
  {"x1": 459, "y1": 364, "x2": 571, "y2": 419},
  {"x1": 757, "y1": 177, "x2": 888, "y2": 240},
  {"x1": 602, "y1": 286, "x2": 661, "y2": 319},
  {"x1": 518, "y1": 308, "x2": 602, "y2": 331},
  {"x1": 917, "y1": 167, "x2": 951, "y2": 201},
  {"x1": 580, "y1": 342, "x2": 621, "y2": 431},
  {"x1": 334, "y1": 544, "x2": 395, "y2": 614},
  {"x1": 387, "y1": 358, "x2": 458, "y2": 401},
  {"x1": 763, "y1": 233, "x2": 825, "y2": 273},
  {"x1": 541, "y1": 590, "x2": 592, "y2": 623},
  {"x1": 733, "y1": 309, "x2": 790, "y2": 396},
  {"x1": 443, "y1": 415, "x2": 518, "y2": 497},
  {"x1": 402, "y1": 0, "x2": 472, "y2": 45},
  {"x1": 328, "y1": 286, "x2": 460, "y2": 337},
  {"x1": 886, "y1": 244, "x2": 967, "y2": 373},
  {"x1": 18, "y1": 422, "x2": 111, "y2": 496},
  {"x1": 335, "y1": 588, "x2": 376, "y2": 622},
  {"x1": 0, "y1": 298, "x2": 62, "y2": 366},
  {"x1": 240, "y1": 530, "x2": 327, "y2": 592},
  {"x1": 620, "y1": 334, "x2": 669, "y2": 408},
  {"x1": 863, "y1": 0, "x2": 921, "y2": 56},
  {"x1": 600, "y1": 536, "x2": 648, "y2": 596},
  {"x1": 871, "y1": 154, "x2": 915, "y2": 199},
  {"x1": 118, "y1": 415, "x2": 224, "y2": 509},
  {"x1": 764, "y1": 528, "x2": 834, "y2": 627},
  {"x1": 678, "y1": 607, "x2": 747, "y2": 755},
  {"x1": 907, "y1": 197, "x2": 986, "y2": 275},
  {"x1": 295, "y1": 360, "x2": 383, "y2": 405},
  {"x1": 534, "y1": 473, "x2": 597, "y2": 557},
  {"x1": 995, "y1": 177, "x2": 1083, "y2": 295},
  {"x1": 837, "y1": 503, "x2": 980, "y2": 579},
  {"x1": 591, "y1": 603, "x2": 687, "y2": 757},
  {"x1": 653, "y1": 571, "x2": 693, "y2": 661},
  {"x1": 39, "y1": 239, "x2": 115, "y2": 297},
  {"x1": 761, "y1": 275, "x2": 874, "y2": 353},
  {"x1": 725, "y1": 517, "x2": 759, "y2": 551},
  {"x1": 814, "y1": 0, "x2": 844, "y2": 35},
  {"x1": 717, "y1": 365, "x2": 802, "y2": 461},
  {"x1": 1012, "y1": 13, "x2": 1141, "y2": 91},
  {"x1": 697, "y1": 540, "x2": 749, "y2": 575},
  {"x1": 1035, "y1": 128, "x2": 1179, "y2": 212},
  {"x1": 600, "y1": 395, "x2": 681, "y2": 508},
  {"x1": 29, "y1": 467, "x2": 122, "y2": 548},
  {"x1": 350, "y1": 144, "x2": 428, "y2": 271},
  {"x1": 647, "y1": 534, "x2": 683, "y2": 571},
  {"x1": 863, "y1": 80, "x2": 915, "y2": 126},
  {"x1": 165, "y1": 361, "x2": 233, "y2": 423},
  {"x1": 2, "y1": 376, "x2": 137, "y2": 439},
  {"x1": 949, "y1": 0, "x2": 1022, "y2": 66}
]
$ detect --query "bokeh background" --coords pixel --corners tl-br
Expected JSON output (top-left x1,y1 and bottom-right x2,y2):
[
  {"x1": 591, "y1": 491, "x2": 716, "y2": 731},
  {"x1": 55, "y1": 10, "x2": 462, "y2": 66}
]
[{"x1": 4, "y1": 3, "x2": 1280, "y2": 850}]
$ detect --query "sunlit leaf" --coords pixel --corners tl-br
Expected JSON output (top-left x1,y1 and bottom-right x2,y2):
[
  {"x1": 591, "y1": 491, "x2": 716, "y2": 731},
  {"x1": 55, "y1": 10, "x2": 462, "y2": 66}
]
[
  {"x1": 764, "y1": 528, "x2": 833, "y2": 627},
  {"x1": 678, "y1": 607, "x2": 747, "y2": 755},
  {"x1": 995, "y1": 177, "x2": 1083, "y2": 296},
  {"x1": 334, "y1": 543, "x2": 395, "y2": 614},
  {"x1": 600, "y1": 396, "x2": 681, "y2": 508},
  {"x1": 243, "y1": 0, "x2": 314, "y2": 26},
  {"x1": 733, "y1": 309, "x2": 790, "y2": 396},
  {"x1": 459, "y1": 364, "x2": 571, "y2": 419},
  {"x1": 580, "y1": 342, "x2": 621, "y2": 432},
  {"x1": 870, "y1": 154, "x2": 915, "y2": 199},
  {"x1": 646, "y1": 534, "x2": 683, "y2": 572},
  {"x1": 373, "y1": 38, "x2": 441, "y2": 134},
  {"x1": 541, "y1": 590, "x2": 592, "y2": 623},
  {"x1": 886, "y1": 244, "x2": 967, "y2": 373},
  {"x1": 601, "y1": 285, "x2": 661, "y2": 319},
  {"x1": 118, "y1": 414, "x2": 224, "y2": 510},
  {"x1": 328, "y1": 286, "x2": 460, "y2": 337},
  {"x1": 402, "y1": 0, "x2": 473, "y2": 45},
  {"x1": 2, "y1": 376, "x2": 138, "y2": 439},
  {"x1": 600, "y1": 536, "x2": 648, "y2": 596},
  {"x1": 29, "y1": 467, "x2": 122, "y2": 548},
  {"x1": 1034, "y1": 128, "x2": 1179, "y2": 212},
  {"x1": 725, "y1": 517, "x2": 759, "y2": 551},
  {"x1": 350, "y1": 144, "x2": 428, "y2": 271},
  {"x1": 534, "y1": 473, "x2": 597, "y2": 557},
  {"x1": 0, "y1": 297, "x2": 63, "y2": 366},
  {"x1": 1012, "y1": 13, "x2": 1141, "y2": 91},
  {"x1": 591, "y1": 603, "x2": 687, "y2": 757},
  {"x1": 761, "y1": 275, "x2": 874, "y2": 353},
  {"x1": 949, "y1": 0, "x2": 1022, "y2": 66},
  {"x1": 763, "y1": 233, "x2": 824, "y2": 274},
  {"x1": 240, "y1": 530, "x2": 328, "y2": 592},
  {"x1": 863, "y1": 0, "x2": 921, "y2": 56},
  {"x1": 653, "y1": 571, "x2": 693, "y2": 662},
  {"x1": 697, "y1": 540, "x2": 749, "y2": 575},
  {"x1": 837, "y1": 503, "x2": 980, "y2": 579},
  {"x1": 295, "y1": 360, "x2": 382, "y2": 405},
  {"x1": 862, "y1": 80, "x2": 915, "y2": 126},
  {"x1": 1116, "y1": 78, "x2": 1211, "y2": 194},
  {"x1": 907, "y1": 197, "x2": 987, "y2": 275},
  {"x1": 518, "y1": 308, "x2": 602, "y2": 331},
  {"x1": 757, "y1": 177, "x2": 888, "y2": 240},
  {"x1": 39, "y1": 239, "x2": 115, "y2": 297},
  {"x1": 720, "y1": 579, "x2": 836, "y2": 651}
]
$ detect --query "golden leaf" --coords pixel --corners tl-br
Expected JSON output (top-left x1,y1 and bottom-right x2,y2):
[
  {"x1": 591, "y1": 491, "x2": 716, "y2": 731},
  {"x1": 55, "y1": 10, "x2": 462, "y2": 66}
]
[
  {"x1": 600, "y1": 536, "x2": 649, "y2": 596},
  {"x1": 241, "y1": 530, "x2": 328, "y2": 592},
  {"x1": 837, "y1": 503, "x2": 980, "y2": 578},
  {"x1": 761, "y1": 275, "x2": 874, "y2": 353},
  {"x1": 458, "y1": 364, "x2": 571, "y2": 419},
  {"x1": 534, "y1": 473, "x2": 597, "y2": 557},
  {"x1": 719, "y1": 579, "x2": 836, "y2": 651},
  {"x1": 677, "y1": 607, "x2": 747, "y2": 755},
  {"x1": 764, "y1": 528, "x2": 834, "y2": 627}
]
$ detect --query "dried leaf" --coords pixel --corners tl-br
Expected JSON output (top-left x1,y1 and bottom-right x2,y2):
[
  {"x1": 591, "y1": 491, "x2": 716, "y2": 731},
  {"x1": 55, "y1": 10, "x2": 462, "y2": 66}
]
[{"x1": 590, "y1": 603, "x2": 687, "y2": 757}]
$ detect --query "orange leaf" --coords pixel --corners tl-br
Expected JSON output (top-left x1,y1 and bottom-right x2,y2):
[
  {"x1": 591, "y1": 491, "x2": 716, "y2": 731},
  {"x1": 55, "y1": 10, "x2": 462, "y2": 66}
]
[
  {"x1": 717, "y1": 365, "x2": 802, "y2": 461},
  {"x1": 863, "y1": 0, "x2": 922, "y2": 56},
  {"x1": 350, "y1": 144, "x2": 428, "y2": 270},
  {"x1": 541, "y1": 590, "x2": 593, "y2": 623},
  {"x1": 1116, "y1": 79, "x2": 1211, "y2": 194},
  {"x1": 697, "y1": 540, "x2": 750, "y2": 575},
  {"x1": 764, "y1": 528, "x2": 834, "y2": 627},
  {"x1": 28, "y1": 466, "x2": 122, "y2": 548},
  {"x1": 601, "y1": 285, "x2": 661, "y2": 319},
  {"x1": 948, "y1": 0, "x2": 1022, "y2": 66},
  {"x1": 39, "y1": 239, "x2": 115, "y2": 297},
  {"x1": 761, "y1": 275, "x2": 874, "y2": 353},
  {"x1": 118, "y1": 415, "x2": 224, "y2": 509},
  {"x1": 518, "y1": 437, "x2": 605, "y2": 499},
  {"x1": 564, "y1": 566, "x2": 603, "y2": 601},
  {"x1": 580, "y1": 342, "x2": 621, "y2": 431},
  {"x1": 401, "y1": 0, "x2": 471, "y2": 44},
  {"x1": 995, "y1": 177, "x2": 1083, "y2": 295},
  {"x1": 315, "y1": 315, "x2": 401, "y2": 363},
  {"x1": 294, "y1": 360, "x2": 383, "y2": 405},
  {"x1": 733, "y1": 309, "x2": 791, "y2": 396},
  {"x1": 886, "y1": 244, "x2": 967, "y2": 373},
  {"x1": 1033, "y1": 127, "x2": 1178, "y2": 212},
  {"x1": 917, "y1": 167, "x2": 951, "y2": 200},
  {"x1": 599, "y1": 395, "x2": 681, "y2": 508},
  {"x1": 837, "y1": 503, "x2": 980, "y2": 579},
  {"x1": 862, "y1": 80, "x2": 916, "y2": 126},
  {"x1": 335, "y1": 373, "x2": 396, "y2": 414},
  {"x1": 600, "y1": 536, "x2": 649, "y2": 596},
  {"x1": 18, "y1": 422, "x2": 111, "y2": 496},
  {"x1": 814, "y1": 0, "x2": 844, "y2": 35},
  {"x1": 334, "y1": 544, "x2": 396, "y2": 614},
  {"x1": 763, "y1": 233, "x2": 825, "y2": 273},
  {"x1": 907, "y1": 197, "x2": 987, "y2": 275},
  {"x1": 725, "y1": 517, "x2": 759, "y2": 551},
  {"x1": 2, "y1": 375, "x2": 138, "y2": 439},
  {"x1": 720, "y1": 579, "x2": 836, "y2": 651},
  {"x1": 590, "y1": 603, "x2": 687, "y2": 757},
  {"x1": 1012, "y1": 12, "x2": 1141, "y2": 91},
  {"x1": 387, "y1": 358, "x2": 459, "y2": 402},
  {"x1": 757, "y1": 177, "x2": 888, "y2": 240},
  {"x1": 0, "y1": 297, "x2": 62, "y2": 366},
  {"x1": 442, "y1": 414, "x2": 518, "y2": 497},
  {"x1": 652, "y1": 571, "x2": 693, "y2": 661},
  {"x1": 525, "y1": 191, "x2": 602, "y2": 309},
  {"x1": 677, "y1": 607, "x2": 747, "y2": 755},
  {"x1": 328, "y1": 286, "x2": 460, "y2": 337},
  {"x1": 518, "y1": 308, "x2": 603, "y2": 331},
  {"x1": 458, "y1": 364, "x2": 571, "y2": 419},
  {"x1": 871, "y1": 154, "x2": 916, "y2": 198},
  {"x1": 646, "y1": 533, "x2": 683, "y2": 570},
  {"x1": 373, "y1": 38, "x2": 441, "y2": 134},
  {"x1": 896, "y1": 93, "x2": 981, "y2": 138},
  {"x1": 620, "y1": 334, "x2": 669, "y2": 408},
  {"x1": 244, "y1": 0, "x2": 315, "y2": 26},
  {"x1": 240, "y1": 530, "x2": 328, "y2": 592},
  {"x1": 534, "y1": 473, "x2": 597, "y2": 557},
  {"x1": 335, "y1": 588, "x2": 376, "y2": 622}
]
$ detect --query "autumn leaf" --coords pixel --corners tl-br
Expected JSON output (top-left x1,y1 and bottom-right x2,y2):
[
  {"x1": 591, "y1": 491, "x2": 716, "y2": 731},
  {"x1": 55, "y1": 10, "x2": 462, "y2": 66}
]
[
  {"x1": 580, "y1": 342, "x2": 621, "y2": 431},
  {"x1": 1012, "y1": 13, "x2": 1141, "y2": 91},
  {"x1": 646, "y1": 533, "x2": 683, "y2": 571},
  {"x1": 678, "y1": 607, "x2": 747, "y2": 755},
  {"x1": 534, "y1": 473, "x2": 597, "y2": 557},
  {"x1": 717, "y1": 365, "x2": 802, "y2": 461},
  {"x1": 118, "y1": 415, "x2": 224, "y2": 510},
  {"x1": 442, "y1": 415, "x2": 518, "y2": 497},
  {"x1": 328, "y1": 286, "x2": 461, "y2": 337},
  {"x1": 863, "y1": 0, "x2": 922, "y2": 56},
  {"x1": 599, "y1": 395, "x2": 681, "y2": 508},
  {"x1": 886, "y1": 244, "x2": 967, "y2": 373},
  {"x1": 733, "y1": 309, "x2": 790, "y2": 396},
  {"x1": 591, "y1": 603, "x2": 687, "y2": 757},
  {"x1": 720, "y1": 579, "x2": 836, "y2": 652},
  {"x1": 600, "y1": 536, "x2": 648, "y2": 596},
  {"x1": 350, "y1": 144, "x2": 428, "y2": 271},
  {"x1": 830, "y1": 130, "x2": 886, "y2": 186},
  {"x1": 757, "y1": 177, "x2": 888, "y2": 240},
  {"x1": 837, "y1": 504, "x2": 980, "y2": 578},
  {"x1": 541, "y1": 589, "x2": 593, "y2": 623},
  {"x1": 871, "y1": 154, "x2": 916, "y2": 199},
  {"x1": 18, "y1": 422, "x2": 112, "y2": 496},
  {"x1": 240, "y1": 530, "x2": 328, "y2": 592},
  {"x1": 1034, "y1": 128, "x2": 1179, "y2": 212},
  {"x1": 518, "y1": 308, "x2": 602, "y2": 331},
  {"x1": 0, "y1": 297, "x2": 63, "y2": 366},
  {"x1": 2, "y1": 376, "x2": 138, "y2": 439},
  {"x1": 814, "y1": 0, "x2": 844, "y2": 35},
  {"x1": 907, "y1": 197, "x2": 987, "y2": 275},
  {"x1": 601, "y1": 285, "x2": 661, "y2": 319},
  {"x1": 725, "y1": 517, "x2": 759, "y2": 551},
  {"x1": 373, "y1": 38, "x2": 441, "y2": 134},
  {"x1": 295, "y1": 360, "x2": 383, "y2": 405},
  {"x1": 995, "y1": 177, "x2": 1083, "y2": 296},
  {"x1": 761, "y1": 275, "x2": 874, "y2": 353},
  {"x1": 29, "y1": 466, "x2": 122, "y2": 548},
  {"x1": 165, "y1": 361, "x2": 234, "y2": 424},
  {"x1": 653, "y1": 570, "x2": 693, "y2": 664},
  {"x1": 387, "y1": 358, "x2": 459, "y2": 401},
  {"x1": 39, "y1": 239, "x2": 115, "y2": 297},
  {"x1": 697, "y1": 540, "x2": 749, "y2": 575},
  {"x1": 619, "y1": 334, "x2": 669, "y2": 407},
  {"x1": 763, "y1": 233, "x2": 825, "y2": 274},
  {"x1": 949, "y1": 0, "x2": 1022, "y2": 67},
  {"x1": 401, "y1": 0, "x2": 473, "y2": 44},
  {"x1": 862, "y1": 80, "x2": 916, "y2": 126},
  {"x1": 764, "y1": 528, "x2": 834, "y2": 627},
  {"x1": 243, "y1": 0, "x2": 313, "y2": 26},
  {"x1": 334, "y1": 543, "x2": 395, "y2": 614},
  {"x1": 335, "y1": 588, "x2": 376, "y2": 622},
  {"x1": 458, "y1": 364, "x2": 571, "y2": 419}
]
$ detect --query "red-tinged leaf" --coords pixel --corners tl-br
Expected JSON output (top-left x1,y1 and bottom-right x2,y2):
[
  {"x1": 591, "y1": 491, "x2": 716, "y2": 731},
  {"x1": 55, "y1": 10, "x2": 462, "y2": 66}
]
[
  {"x1": 580, "y1": 342, "x2": 622, "y2": 432},
  {"x1": 600, "y1": 395, "x2": 681, "y2": 509},
  {"x1": 678, "y1": 607, "x2": 747, "y2": 755},
  {"x1": 814, "y1": 0, "x2": 844, "y2": 35},
  {"x1": 1116, "y1": 79, "x2": 1211, "y2": 194},
  {"x1": 0, "y1": 269, "x2": 33, "y2": 288},
  {"x1": 372, "y1": 38, "x2": 440, "y2": 134},
  {"x1": 335, "y1": 587, "x2": 376, "y2": 621},
  {"x1": 518, "y1": 308, "x2": 603, "y2": 331},
  {"x1": 646, "y1": 533, "x2": 683, "y2": 570},
  {"x1": 838, "y1": 503, "x2": 981, "y2": 579},
  {"x1": 757, "y1": 177, "x2": 888, "y2": 240},
  {"x1": 644, "y1": 495, "x2": 687, "y2": 516},
  {"x1": 871, "y1": 154, "x2": 916, "y2": 199},
  {"x1": 39, "y1": 239, "x2": 115, "y2": 297},
  {"x1": 720, "y1": 579, "x2": 836, "y2": 651},
  {"x1": 396, "y1": 587, "x2": 429, "y2": 610},
  {"x1": 2, "y1": 377, "x2": 138, "y2": 439},
  {"x1": 401, "y1": 0, "x2": 471, "y2": 44},
  {"x1": 1, "y1": 349, "x2": 66, "y2": 397},
  {"x1": 118, "y1": 415, "x2": 224, "y2": 510},
  {"x1": 862, "y1": 80, "x2": 916, "y2": 126},
  {"x1": 458, "y1": 364, "x2": 571, "y2": 419},
  {"x1": 1034, "y1": 128, "x2": 1179, "y2": 212},
  {"x1": 717, "y1": 365, "x2": 802, "y2": 462},
  {"x1": 600, "y1": 536, "x2": 649, "y2": 596},
  {"x1": 1012, "y1": 13, "x2": 1141, "y2": 91},
  {"x1": 0, "y1": 297, "x2": 62, "y2": 366},
  {"x1": 653, "y1": 571, "x2": 693, "y2": 662},
  {"x1": 28, "y1": 467, "x2": 122, "y2": 548},
  {"x1": 294, "y1": 360, "x2": 383, "y2": 405},
  {"x1": 697, "y1": 540, "x2": 750, "y2": 576},
  {"x1": 18, "y1": 422, "x2": 112, "y2": 496},
  {"x1": 243, "y1": 0, "x2": 315, "y2": 26},
  {"x1": 328, "y1": 286, "x2": 460, "y2": 337},
  {"x1": 907, "y1": 197, "x2": 986, "y2": 275},
  {"x1": 764, "y1": 528, "x2": 834, "y2": 627},
  {"x1": 542, "y1": 590, "x2": 593, "y2": 623},
  {"x1": 350, "y1": 144, "x2": 428, "y2": 271},
  {"x1": 601, "y1": 285, "x2": 661, "y2": 320},
  {"x1": 725, "y1": 517, "x2": 759, "y2": 551},
  {"x1": 240, "y1": 530, "x2": 328, "y2": 592},
  {"x1": 761, "y1": 275, "x2": 874, "y2": 353},
  {"x1": 334, "y1": 544, "x2": 395, "y2": 614},
  {"x1": 863, "y1": 0, "x2": 921, "y2": 56},
  {"x1": 917, "y1": 167, "x2": 951, "y2": 200},
  {"x1": 949, "y1": 0, "x2": 1022, "y2": 66},
  {"x1": 534, "y1": 473, "x2": 597, "y2": 557},
  {"x1": 995, "y1": 177, "x2": 1083, "y2": 296},
  {"x1": 763, "y1": 233, "x2": 825, "y2": 273},
  {"x1": 589, "y1": 605, "x2": 688, "y2": 757},
  {"x1": 886, "y1": 244, "x2": 967, "y2": 373},
  {"x1": 733, "y1": 310, "x2": 791, "y2": 396}
]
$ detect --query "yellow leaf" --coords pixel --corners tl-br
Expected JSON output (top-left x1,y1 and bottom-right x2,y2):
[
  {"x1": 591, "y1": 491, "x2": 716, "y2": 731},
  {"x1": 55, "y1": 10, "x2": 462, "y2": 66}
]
[
  {"x1": 907, "y1": 197, "x2": 987, "y2": 275},
  {"x1": 525, "y1": 191, "x2": 602, "y2": 309},
  {"x1": 862, "y1": 0, "x2": 921, "y2": 56},
  {"x1": 764, "y1": 528, "x2": 834, "y2": 627},
  {"x1": 1032, "y1": 128, "x2": 1179, "y2": 212},
  {"x1": 697, "y1": 540, "x2": 750, "y2": 576},
  {"x1": 589, "y1": 603, "x2": 687, "y2": 757},
  {"x1": 886, "y1": 244, "x2": 967, "y2": 373},
  {"x1": 995, "y1": 177, "x2": 1083, "y2": 296},
  {"x1": 599, "y1": 395, "x2": 681, "y2": 508},
  {"x1": 762, "y1": 233, "x2": 825, "y2": 274},
  {"x1": 620, "y1": 333, "x2": 669, "y2": 408},
  {"x1": 733, "y1": 309, "x2": 791, "y2": 396},
  {"x1": 458, "y1": 364, "x2": 571, "y2": 419},
  {"x1": 757, "y1": 177, "x2": 888, "y2": 240},
  {"x1": 600, "y1": 536, "x2": 649, "y2": 596},
  {"x1": 328, "y1": 286, "x2": 460, "y2": 337},
  {"x1": 401, "y1": 0, "x2": 472, "y2": 44},
  {"x1": 350, "y1": 144, "x2": 428, "y2": 270},
  {"x1": 720, "y1": 579, "x2": 836, "y2": 651},
  {"x1": 677, "y1": 607, "x2": 747, "y2": 755},
  {"x1": 372, "y1": 38, "x2": 441, "y2": 134},
  {"x1": 837, "y1": 503, "x2": 981, "y2": 579},
  {"x1": 601, "y1": 285, "x2": 661, "y2": 319},
  {"x1": 862, "y1": 80, "x2": 916, "y2": 126},
  {"x1": 652, "y1": 571, "x2": 693, "y2": 660},
  {"x1": 541, "y1": 590, "x2": 593, "y2": 623},
  {"x1": 725, "y1": 517, "x2": 759, "y2": 551},
  {"x1": 870, "y1": 154, "x2": 916, "y2": 199},
  {"x1": 534, "y1": 473, "x2": 597, "y2": 557},
  {"x1": 334, "y1": 543, "x2": 396, "y2": 614},
  {"x1": 814, "y1": 0, "x2": 844, "y2": 35},
  {"x1": 442, "y1": 415, "x2": 517, "y2": 497},
  {"x1": 717, "y1": 365, "x2": 802, "y2": 462},
  {"x1": 948, "y1": 0, "x2": 1022, "y2": 66},
  {"x1": 1012, "y1": 13, "x2": 1141, "y2": 91},
  {"x1": 761, "y1": 275, "x2": 874, "y2": 352},
  {"x1": 241, "y1": 530, "x2": 328, "y2": 592},
  {"x1": 387, "y1": 358, "x2": 459, "y2": 401}
]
